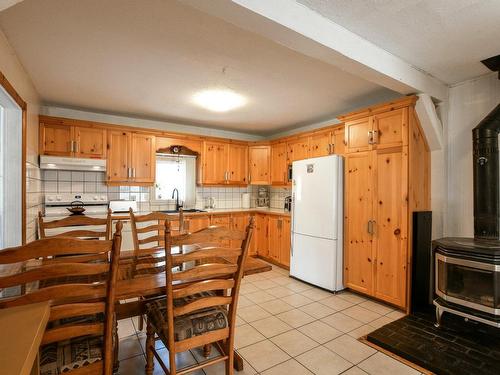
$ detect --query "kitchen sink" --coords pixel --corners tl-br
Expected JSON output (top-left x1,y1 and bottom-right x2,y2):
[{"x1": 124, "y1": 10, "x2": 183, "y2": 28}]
[{"x1": 159, "y1": 209, "x2": 207, "y2": 213}]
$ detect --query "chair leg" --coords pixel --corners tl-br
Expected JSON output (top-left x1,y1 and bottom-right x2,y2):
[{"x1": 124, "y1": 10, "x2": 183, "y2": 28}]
[
  {"x1": 145, "y1": 320, "x2": 155, "y2": 375},
  {"x1": 203, "y1": 344, "x2": 212, "y2": 358},
  {"x1": 138, "y1": 314, "x2": 144, "y2": 331},
  {"x1": 225, "y1": 341, "x2": 234, "y2": 375},
  {"x1": 169, "y1": 349, "x2": 177, "y2": 375}
]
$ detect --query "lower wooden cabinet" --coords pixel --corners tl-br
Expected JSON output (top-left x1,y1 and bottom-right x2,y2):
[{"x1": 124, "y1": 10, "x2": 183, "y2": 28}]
[
  {"x1": 186, "y1": 215, "x2": 210, "y2": 233},
  {"x1": 265, "y1": 215, "x2": 291, "y2": 268},
  {"x1": 254, "y1": 214, "x2": 269, "y2": 257}
]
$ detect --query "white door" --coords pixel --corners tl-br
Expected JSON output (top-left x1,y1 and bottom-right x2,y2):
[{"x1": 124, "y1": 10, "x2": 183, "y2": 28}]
[
  {"x1": 290, "y1": 233, "x2": 342, "y2": 291},
  {"x1": 292, "y1": 155, "x2": 339, "y2": 239}
]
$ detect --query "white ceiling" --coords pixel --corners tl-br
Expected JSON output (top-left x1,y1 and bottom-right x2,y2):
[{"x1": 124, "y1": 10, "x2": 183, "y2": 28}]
[
  {"x1": 0, "y1": 0, "x2": 398, "y2": 135},
  {"x1": 297, "y1": 0, "x2": 500, "y2": 84}
]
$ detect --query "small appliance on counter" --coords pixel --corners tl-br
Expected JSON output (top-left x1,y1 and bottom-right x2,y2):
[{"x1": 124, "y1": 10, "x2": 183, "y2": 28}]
[
  {"x1": 109, "y1": 200, "x2": 137, "y2": 214},
  {"x1": 204, "y1": 197, "x2": 216, "y2": 209},
  {"x1": 256, "y1": 187, "x2": 269, "y2": 207},
  {"x1": 284, "y1": 196, "x2": 292, "y2": 211}
]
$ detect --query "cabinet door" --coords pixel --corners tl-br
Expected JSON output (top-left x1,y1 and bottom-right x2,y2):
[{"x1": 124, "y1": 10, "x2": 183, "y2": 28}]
[
  {"x1": 187, "y1": 215, "x2": 210, "y2": 233},
  {"x1": 249, "y1": 146, "x2": 271, "y2": 185},
  {"x1": 345, "y1": 117, "x2": 372, "y2": 153},
  {"x1": 74, "y1": 126, "x2": 106, "y2": 159},
  {"x1": 280, "y1": 216, "x2": 291, "y2": 267},
  {"x1": 227, "y1": 144, "x2": 248, "y2": 185},
  {"x1": 268, "y1": 216, "x2": 281, "y2": 262},
  {"x1": 332, "y1": 127, "x2": 345, "y2": 155},
  {"x1": 40, "y1": 123, "x2": 73, "y2": 156},
  {"x1": 107, "y1": 131, "x2": 130, "y2": 182},
  {"x1": 231, "y1": 213, "x2": 250, "y2": 248},
  {"x1": 372, "y1": 108, "x2": 407, "y2": 149},
  {"x1": 131, "y1": 134, "x2": 156, "y2": 184},
  {"x1": 287, "y1": 137, "x2": 310, "y2": 163},
  {"x1": 211, "y1": 215, "x2": 231, "y2": 247},
  {"x1": 255, "y1": 214, "x2": 269, "y2": 257},
  {"x1": 309, "y1": 132, "x2": 331, "y2": 158},
  {"x1": 345, "y1": 152, "x2": 374, "y2": 294},
  {"x1": 373, "y1": 147, "x2": 408, "y2": 308},
  {"x1": 271, "y1": 142, "x2": 288, "y2": 186},
  {"x1": 203, "y1": 141, "x2": 227, "y2": 184}
]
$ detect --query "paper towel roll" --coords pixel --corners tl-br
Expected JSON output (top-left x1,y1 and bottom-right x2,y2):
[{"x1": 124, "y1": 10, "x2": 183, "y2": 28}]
[{"x1": 241, "y1": 193, "x2": 250, "y2": 209}]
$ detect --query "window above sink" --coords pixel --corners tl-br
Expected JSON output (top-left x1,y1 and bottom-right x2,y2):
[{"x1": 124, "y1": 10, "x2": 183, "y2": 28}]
[{"x1": 153, "y1": 154, "x2": 196, "y2": 207}]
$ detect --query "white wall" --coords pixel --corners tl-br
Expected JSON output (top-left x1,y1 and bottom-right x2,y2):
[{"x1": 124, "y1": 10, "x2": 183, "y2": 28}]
[{"x1": 445, "y1": 72, "x2": 500, "y2": 237}]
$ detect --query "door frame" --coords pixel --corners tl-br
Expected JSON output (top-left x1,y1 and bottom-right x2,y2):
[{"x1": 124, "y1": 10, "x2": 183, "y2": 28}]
[{"x1": 0, "y1": 70, "x2": 27, "y2": 244}]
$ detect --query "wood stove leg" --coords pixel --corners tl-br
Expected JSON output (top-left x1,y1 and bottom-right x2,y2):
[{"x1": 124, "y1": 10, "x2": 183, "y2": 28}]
[
  {"x1": 434, "y1": 306, "x2": 443, "y2": 328},
  {"x1": 234, "y1": 351, "x2": 243, "y2": 371}
]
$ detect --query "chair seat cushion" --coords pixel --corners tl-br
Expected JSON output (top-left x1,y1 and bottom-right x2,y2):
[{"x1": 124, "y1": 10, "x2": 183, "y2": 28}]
[
  {"x1": 40, "y1": 336, "x2": 102, "y2": 375},
  {"x1": 146, "y1": 291, "x2": 229, "y2": 342}
]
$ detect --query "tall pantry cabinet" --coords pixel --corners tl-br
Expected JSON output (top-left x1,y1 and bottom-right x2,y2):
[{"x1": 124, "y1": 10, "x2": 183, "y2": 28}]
[{"x1": 339, "y1": 96, "x2": 430, "y2": 310}]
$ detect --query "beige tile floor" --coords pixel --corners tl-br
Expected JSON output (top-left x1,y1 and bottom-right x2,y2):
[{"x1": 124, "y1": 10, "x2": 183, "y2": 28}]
[{"x1": 116, "y1": 263, "x2": 420, "y2": 375}]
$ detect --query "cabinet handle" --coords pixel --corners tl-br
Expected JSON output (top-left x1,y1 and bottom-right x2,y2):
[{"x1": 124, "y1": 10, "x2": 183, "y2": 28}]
[
  {"x1": 133, "y1": 168, "x2": 136, "y2": 178},
  {"x1": 248, "y1": 173, "x2": 251, "y2": 184},
  {"x1": 372, "y1": 130, "x2": 379, "y2": 144},
  {"x1": 367, "y1": 220, "x2": 373, "y2": 235},
  {"x1": 70, "y1": 140, "x2": 75, "y2": 153},
  {"x1": 127, "y1": 168, "x2": 131, "y2": 179},
  {"x1": 75, "y1": 141, "x2": 79, "y2": 153},
  {"x1": 368, "y1": 131, "x2": 373, "y2": 145}
]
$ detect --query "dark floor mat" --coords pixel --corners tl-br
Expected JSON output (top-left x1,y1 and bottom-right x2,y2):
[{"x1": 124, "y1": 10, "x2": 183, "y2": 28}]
[{"x1": 366, "y1": 308, "x2": 500, "y2": 375}]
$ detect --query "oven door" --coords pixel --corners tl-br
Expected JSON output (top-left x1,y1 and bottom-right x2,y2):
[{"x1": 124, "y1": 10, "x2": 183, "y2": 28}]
[{"x1": 435, "y1": 253, "x2": 500, "y2": 315}]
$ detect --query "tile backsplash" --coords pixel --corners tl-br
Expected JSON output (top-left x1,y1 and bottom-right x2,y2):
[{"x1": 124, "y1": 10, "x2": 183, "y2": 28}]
[
  {"x1": 26, "y1": 162, "x2": 44, "y2": 242},
  {"x1": 42, "y1": 170, "x2": 291, "y2": 211}
]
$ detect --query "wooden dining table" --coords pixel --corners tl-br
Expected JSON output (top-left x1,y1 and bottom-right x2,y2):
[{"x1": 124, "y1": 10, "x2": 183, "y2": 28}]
[{"x1": 114, "y1": 248, "x2": 272, "y2": 371}]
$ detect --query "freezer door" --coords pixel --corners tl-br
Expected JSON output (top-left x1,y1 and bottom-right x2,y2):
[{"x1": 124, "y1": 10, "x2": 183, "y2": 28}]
[
  {"x1": 290, "y1": 233, "x2": 343, "y2": 291},
  {"x1": 292, "y1": 156, "x2": 340, "y2": 239}
]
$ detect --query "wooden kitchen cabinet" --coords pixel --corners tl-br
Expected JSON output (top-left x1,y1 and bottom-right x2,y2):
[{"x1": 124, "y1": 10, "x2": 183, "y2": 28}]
[
  {"x1": 231, "y1": 213, "x2": 251, "y2": 248},
  {"x1": 202, "y1": 141, "x2": 228, "y2": 185},
  {"x1": 156, "y1": 136, "x2": 202, "y2": 155},
  {"x1": 309, "y1": 131, "x2": 332, "y2": 158},
  {"x1": 341, "y1": 96, "x2": 429, "y2": 310},
  {"x1": 280, "y1": 216, "x2": 291, "y2": 267},
  {"x1": 227, "y1": 144, "x2": 248, "y2": 185},
  {"x1": 40, "y1": 123, "x2": 73, "y2": 156},
  {"x1": 255, "y1": 213, "x2": 269, "y2": 257},
  {"x1": 106, "y1": 131, "x2": 156, "y2": 185},
  {"x1": 40, "y1": 122, "x2": 106, "y2": 158},
  {"x1": 211, "y1": 214, "x2": 231, "y2": 247},
  {"x1": 270, "y1": 142, "x2": 288, "y2": 186},
  {"x1": 345, "y1": 117, "x2": 372, "y2": 153},
  {"x1": 267, "y1": 215, "x2": 291, "y2": 267},
  {"x1": 332, "y1": 126, "x2": 345, "y2": 155},
  {"x1": 202, "y1": 141, "x2": 248, "y2": 185},
  {"x1": 287, "y1": 136, "x2": 310, "y2": 163},
  {"x1": 268, "y1": 216, "x2": 281, "y2": 262},
  {"x1": 186, "y1": 215, "x2": 210, "y2": 233},
  {"x1": 249, "y1": 146, "x2": 271, "y2": 185}
]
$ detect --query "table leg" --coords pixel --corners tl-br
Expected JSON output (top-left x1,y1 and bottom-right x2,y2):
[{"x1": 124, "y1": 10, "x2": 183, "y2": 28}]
[{"x1": 234, "y1": 351, "x2": 244, "y2": 371}]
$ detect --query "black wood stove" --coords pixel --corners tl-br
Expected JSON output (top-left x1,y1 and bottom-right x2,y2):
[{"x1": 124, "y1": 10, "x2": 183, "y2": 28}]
[{"x1": 434, "y1": 103, "x2": 500, "y2": 328}]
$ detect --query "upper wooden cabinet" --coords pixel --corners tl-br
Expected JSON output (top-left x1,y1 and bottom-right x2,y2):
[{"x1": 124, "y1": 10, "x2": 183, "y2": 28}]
[
  {"x1": 107, "y1": 131, "x2": 155, "y2": 185},
  {"x1": 332, "y1": 127, "x2": 345, "y2": 155},
  {"x1": 227, "y1": 144, "x2": 248, "y2": 185},
  {"x1": 309, "y1": 131, "x2": 332, "y2": 158},
  {"x1": 201, "y1": 141, "x2": 248, "y2": 185},
  {"x1": 249, "y1": 146, "x2": 271, "y2": 185},
  {"x1": 270, "y1": 142, "x2": 288, "y2": 186},
  {"x1": 40, "y1": 122, "x2": 106, "y2": 159},
  {"x1": 287, "y1": 136, "x2": 310, "y2": 163},
  {"x1": 343, "y1": 106, "x2": 408, "y2": 153}
]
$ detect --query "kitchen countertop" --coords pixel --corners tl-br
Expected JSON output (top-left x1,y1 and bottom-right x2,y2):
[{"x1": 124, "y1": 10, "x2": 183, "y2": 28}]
[{"x1": 111, "y1": 207, "x2": 291, "y2": 220}]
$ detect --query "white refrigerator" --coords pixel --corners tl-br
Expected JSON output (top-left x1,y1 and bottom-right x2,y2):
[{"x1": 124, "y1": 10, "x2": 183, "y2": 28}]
[{"x1": 290, "y1": 155, "x2": 344, "y2": 292}]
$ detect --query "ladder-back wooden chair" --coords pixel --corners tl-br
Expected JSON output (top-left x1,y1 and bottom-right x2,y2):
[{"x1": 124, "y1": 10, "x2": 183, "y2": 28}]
[
  {"x1": 144, "y1": 217, "x2": 255, "y2": 375},
  {"x1": 129, "y1": 208, "x2": 185, "y2": 277},
  {"x1": 129, "y1": 209, "x2": 185, "y2": 331},
  {"x1": 39, "y1": 210, "x2": 113, "y2": 240},
  {"x1": 0, "y1": 222, "x2": 123, "y2": 375}
]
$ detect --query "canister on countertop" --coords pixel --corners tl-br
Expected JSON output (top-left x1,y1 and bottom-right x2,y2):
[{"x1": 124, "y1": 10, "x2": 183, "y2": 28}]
[{"x1": 241, "y1": 193, "x2": 250, "y2": 209}]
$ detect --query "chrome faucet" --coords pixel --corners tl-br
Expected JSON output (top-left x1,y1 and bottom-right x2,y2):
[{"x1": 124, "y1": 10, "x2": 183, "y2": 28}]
[{"x1": 171, "y1": 188, "x2": 183, "y2": 211}]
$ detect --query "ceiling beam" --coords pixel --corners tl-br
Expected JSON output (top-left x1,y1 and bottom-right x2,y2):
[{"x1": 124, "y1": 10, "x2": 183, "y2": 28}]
[{"x1": 182, "y1": 0, "x2": 448, "y2": 101}]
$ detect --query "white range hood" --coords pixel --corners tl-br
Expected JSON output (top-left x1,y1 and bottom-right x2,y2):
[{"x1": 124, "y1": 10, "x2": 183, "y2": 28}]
[{"x1": 40, "y1": 155, "x2": 106, "y2": 172}]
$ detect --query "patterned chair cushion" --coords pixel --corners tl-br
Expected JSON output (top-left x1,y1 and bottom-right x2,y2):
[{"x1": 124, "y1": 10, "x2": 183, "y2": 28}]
[
  {"x1": 40, "y1": 336, "x2": 102, "y2": 375},
  {"x1": 146, "y1": 291, "x2": 229, "y2": 342}
]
